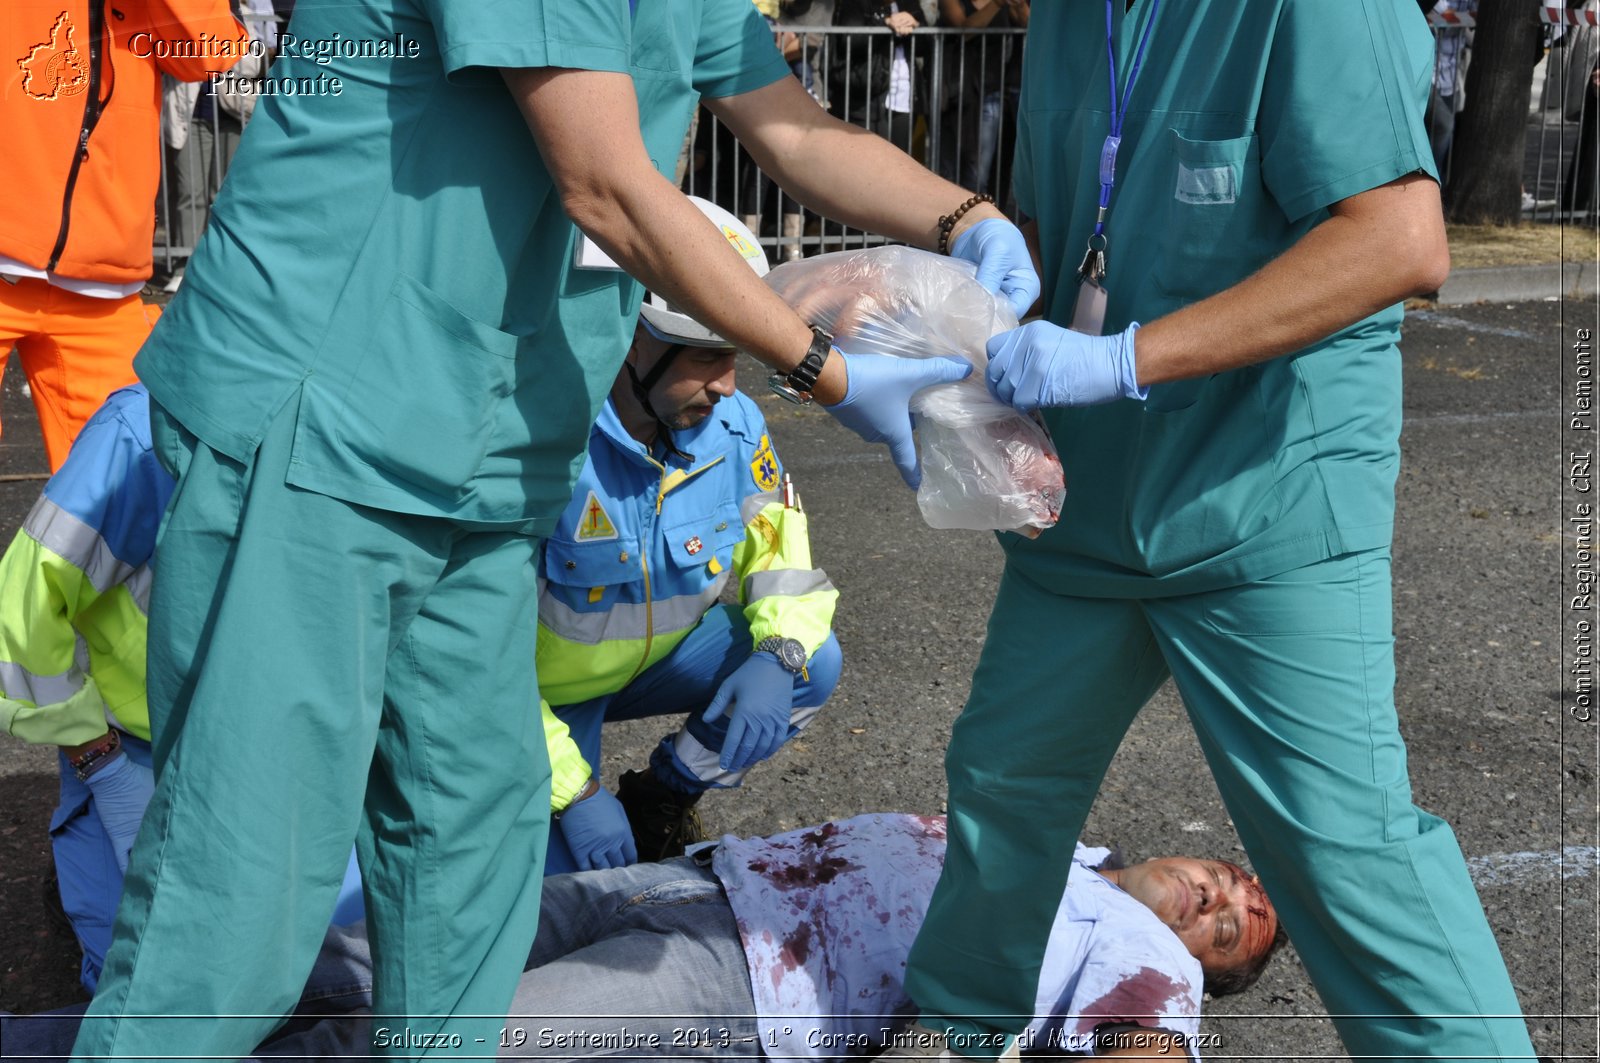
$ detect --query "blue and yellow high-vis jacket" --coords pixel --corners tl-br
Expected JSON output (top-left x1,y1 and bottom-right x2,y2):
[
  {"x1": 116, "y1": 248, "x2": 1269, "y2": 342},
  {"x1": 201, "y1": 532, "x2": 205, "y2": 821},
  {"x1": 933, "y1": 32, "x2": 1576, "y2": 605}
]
[
  {"x1": 536, "y1": 390, "x2": 838, "y2": 807},
  {"x1": 0, "y1": 384, "x2": 602, "y2": 804},
  {"x1": 0, "y1": 385, "x2": 170, "y2": 746}
]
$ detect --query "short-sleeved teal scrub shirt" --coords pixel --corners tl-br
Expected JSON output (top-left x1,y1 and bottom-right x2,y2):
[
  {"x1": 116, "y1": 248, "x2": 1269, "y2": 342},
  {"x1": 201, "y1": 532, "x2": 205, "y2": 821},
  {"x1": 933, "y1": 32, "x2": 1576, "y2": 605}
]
[
  {"x1": 134, "y1": 0, "x2": 789, "y2": 529},
  {"x1": 1009, "y1": 0, "x2": 1437, "y2": 597}
]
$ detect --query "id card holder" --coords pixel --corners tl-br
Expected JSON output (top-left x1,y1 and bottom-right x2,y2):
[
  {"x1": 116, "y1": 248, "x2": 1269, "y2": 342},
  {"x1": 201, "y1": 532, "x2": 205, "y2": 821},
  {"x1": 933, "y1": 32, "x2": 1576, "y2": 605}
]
[{"x1": 1070, "y1": 276, "x2": 1108, "y2": 336}]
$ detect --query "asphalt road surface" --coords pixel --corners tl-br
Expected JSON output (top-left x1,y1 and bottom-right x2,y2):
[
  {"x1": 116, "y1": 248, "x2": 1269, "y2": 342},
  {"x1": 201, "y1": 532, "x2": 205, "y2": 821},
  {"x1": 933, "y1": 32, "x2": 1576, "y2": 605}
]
[{"x1": 0, "y1": 296, "x2": 1595, "y2": 1061}]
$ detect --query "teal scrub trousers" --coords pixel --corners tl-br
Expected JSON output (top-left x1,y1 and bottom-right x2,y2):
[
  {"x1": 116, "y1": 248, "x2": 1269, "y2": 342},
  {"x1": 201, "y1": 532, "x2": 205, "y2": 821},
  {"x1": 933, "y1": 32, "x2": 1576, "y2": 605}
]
[
  {"x1": 905, "y1": 549, "x2": 1536, "y2": 1062},
  {"x1": 71, "y1": 397, "x2": 551, "y2": 1060}
]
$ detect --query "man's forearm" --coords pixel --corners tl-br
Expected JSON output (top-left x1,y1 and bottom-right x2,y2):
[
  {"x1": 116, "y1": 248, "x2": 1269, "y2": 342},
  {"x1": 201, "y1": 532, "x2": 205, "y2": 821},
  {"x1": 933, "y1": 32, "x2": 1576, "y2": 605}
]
[
  {"x1": 1134, "y1": 174, "x2": 1449, "y2": 385},
  {"x1": 707, "y1": 76, "x2": 1008, "y2": 252},
  {"x1": 502, "y1": 68, "x2": 846, "y2": 400}
]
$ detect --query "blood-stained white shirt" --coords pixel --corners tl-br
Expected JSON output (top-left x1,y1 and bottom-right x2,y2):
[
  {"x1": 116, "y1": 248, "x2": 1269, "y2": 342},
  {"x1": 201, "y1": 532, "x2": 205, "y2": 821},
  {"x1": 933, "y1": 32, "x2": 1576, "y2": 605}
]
[{"x1": 712, "y1": 813, "x2": 1204, "y2": 1059}]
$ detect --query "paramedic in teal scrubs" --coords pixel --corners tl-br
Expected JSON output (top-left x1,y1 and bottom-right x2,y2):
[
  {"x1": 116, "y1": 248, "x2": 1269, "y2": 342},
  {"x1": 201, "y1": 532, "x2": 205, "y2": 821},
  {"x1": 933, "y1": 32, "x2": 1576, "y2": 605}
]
[
  {"x1": 894, "y1": 2, "x2": 1539, "y2": 1061},
  {"x1": 70, "y1": 0, "x2": 1039, "y2": 1059}
]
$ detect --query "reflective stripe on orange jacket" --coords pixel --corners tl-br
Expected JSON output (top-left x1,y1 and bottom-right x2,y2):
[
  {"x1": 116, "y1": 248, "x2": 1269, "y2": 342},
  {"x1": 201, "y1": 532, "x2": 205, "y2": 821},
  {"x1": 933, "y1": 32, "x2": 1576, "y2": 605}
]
[{"x1": 1, "y1": 1, "x2": 245, "y2": 285}]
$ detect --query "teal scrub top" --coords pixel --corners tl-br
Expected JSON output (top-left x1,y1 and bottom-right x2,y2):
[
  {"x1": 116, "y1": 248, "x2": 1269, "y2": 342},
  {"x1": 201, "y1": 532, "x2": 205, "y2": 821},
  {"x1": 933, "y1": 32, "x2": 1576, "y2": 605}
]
[
  {"x1": 1008, "y1": 0, "x2": 1437, "y2": 596},
  {"x1": 134, "y1": 0, "x2": 789, "y2": 529}
]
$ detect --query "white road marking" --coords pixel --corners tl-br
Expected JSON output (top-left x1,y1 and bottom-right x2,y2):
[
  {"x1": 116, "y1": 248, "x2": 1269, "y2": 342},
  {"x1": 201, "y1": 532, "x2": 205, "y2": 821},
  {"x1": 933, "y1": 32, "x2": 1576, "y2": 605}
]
[{"x1": 1467, "y1": 845, "x2": 1599, "y2": 888}]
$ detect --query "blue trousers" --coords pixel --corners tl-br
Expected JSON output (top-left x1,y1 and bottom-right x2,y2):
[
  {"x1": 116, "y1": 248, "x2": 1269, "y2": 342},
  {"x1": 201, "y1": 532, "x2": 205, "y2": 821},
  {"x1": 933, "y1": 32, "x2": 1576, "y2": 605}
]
[
  {"x1": 543, "y1": 603, "x2": 841, "y2": 876},
  {"x1": 49, "y1": 736, "x2": 154, "y2": 994}
]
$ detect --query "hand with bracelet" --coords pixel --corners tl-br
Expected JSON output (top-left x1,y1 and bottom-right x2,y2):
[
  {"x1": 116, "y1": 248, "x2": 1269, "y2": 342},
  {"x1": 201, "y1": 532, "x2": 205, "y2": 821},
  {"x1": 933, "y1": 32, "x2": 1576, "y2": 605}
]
[
  {"x1": 66, "y1": 730, "x2": 155, "y2": 873},
  {"x1": 941, "y1": 193, "x2": 1041, "y2": 319}
]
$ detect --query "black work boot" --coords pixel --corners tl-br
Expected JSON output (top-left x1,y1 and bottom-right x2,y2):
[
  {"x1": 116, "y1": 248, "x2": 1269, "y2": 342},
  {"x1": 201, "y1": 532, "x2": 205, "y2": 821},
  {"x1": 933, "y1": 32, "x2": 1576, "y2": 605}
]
[{"x1": 616, "y1": 769, "x2": 706, "y2": 862}]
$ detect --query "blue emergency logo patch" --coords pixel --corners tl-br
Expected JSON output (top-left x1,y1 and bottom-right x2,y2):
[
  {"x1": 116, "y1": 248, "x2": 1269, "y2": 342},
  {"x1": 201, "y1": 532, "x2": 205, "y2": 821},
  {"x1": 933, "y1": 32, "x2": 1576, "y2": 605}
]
[{"x1": 750, "y1": 435, "x2": 780, "y2": 491}]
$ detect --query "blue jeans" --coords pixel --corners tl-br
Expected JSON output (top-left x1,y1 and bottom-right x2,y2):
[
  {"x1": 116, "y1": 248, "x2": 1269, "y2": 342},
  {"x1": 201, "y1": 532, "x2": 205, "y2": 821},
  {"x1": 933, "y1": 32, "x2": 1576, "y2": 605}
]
[
  {"x1": 544, "y1": 604, "x2": 842, "y2": 875},
  {"x1": 3, "y1": 858, "x2": 760, "y2": 1062},
  {"x1": 961, "y1": 87, "x2": 1019, "y2": 197},
  {"x1": 962, "y1": 91, "x2": 1003, "y2": 195}
]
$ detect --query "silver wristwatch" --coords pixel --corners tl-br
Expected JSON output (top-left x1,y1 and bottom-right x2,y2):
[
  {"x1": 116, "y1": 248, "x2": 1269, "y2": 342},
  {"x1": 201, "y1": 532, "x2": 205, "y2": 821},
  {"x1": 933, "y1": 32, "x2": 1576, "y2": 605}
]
[{"x1": 756, "y1": 636, "x2": 808, "y2": 675}]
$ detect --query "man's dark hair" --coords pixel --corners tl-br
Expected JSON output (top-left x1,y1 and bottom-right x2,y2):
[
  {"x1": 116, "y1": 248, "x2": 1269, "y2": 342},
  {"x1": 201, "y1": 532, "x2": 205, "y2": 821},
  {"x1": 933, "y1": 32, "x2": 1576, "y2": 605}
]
[{"x1": 1203, "y1": 920, "x2": 1288, "y2": 998}]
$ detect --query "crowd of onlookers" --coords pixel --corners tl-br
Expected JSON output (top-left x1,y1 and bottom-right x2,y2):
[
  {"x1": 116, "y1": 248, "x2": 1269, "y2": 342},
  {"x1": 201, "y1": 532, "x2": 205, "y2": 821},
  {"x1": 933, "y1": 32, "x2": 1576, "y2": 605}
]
[{"x1": 682, "y1": 2, "x2": 1031, "y2": 259}]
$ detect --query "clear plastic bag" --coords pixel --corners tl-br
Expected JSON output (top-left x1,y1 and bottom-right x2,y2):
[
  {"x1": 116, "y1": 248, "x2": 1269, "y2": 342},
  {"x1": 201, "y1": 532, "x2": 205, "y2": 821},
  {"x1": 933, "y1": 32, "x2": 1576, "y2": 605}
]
[{"x1": 766, "y1": 246, "x2": 1064, "y2": 533}]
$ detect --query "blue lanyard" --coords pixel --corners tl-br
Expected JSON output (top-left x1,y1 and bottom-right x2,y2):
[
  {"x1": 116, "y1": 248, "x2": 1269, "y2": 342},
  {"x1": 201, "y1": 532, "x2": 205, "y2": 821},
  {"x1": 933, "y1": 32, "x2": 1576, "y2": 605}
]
[{"x1": 1093, "y1": 0, "x2": 1162, "y2": 239}]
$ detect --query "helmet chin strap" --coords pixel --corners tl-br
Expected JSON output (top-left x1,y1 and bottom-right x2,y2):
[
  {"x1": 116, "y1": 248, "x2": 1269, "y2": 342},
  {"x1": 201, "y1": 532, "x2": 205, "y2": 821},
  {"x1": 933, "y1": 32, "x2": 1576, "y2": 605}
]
[{"x1": 625, "y1": 342, "x2": 694, "y2": 462}]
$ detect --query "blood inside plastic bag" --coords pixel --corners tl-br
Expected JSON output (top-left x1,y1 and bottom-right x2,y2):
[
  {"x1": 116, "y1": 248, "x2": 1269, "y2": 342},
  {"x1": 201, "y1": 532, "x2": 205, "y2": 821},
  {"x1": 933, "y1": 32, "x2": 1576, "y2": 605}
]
[{"x1": 765, "y1": 246, "x2": 1064, "y2": 533}]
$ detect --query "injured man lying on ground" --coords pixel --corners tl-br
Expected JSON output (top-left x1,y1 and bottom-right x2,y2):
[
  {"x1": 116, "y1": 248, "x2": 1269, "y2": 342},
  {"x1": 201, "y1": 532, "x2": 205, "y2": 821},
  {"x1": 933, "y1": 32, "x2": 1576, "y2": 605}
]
[{"x1": 2, "y1": 813, "x2": 1284, "y2": 1061}]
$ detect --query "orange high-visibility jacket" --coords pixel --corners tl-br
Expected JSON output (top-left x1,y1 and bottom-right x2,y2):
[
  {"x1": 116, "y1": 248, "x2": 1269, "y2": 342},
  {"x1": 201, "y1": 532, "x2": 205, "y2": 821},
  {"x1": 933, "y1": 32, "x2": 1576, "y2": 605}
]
[{"x1": 2, "y1": 1, "x2": 246, "y2": 285}]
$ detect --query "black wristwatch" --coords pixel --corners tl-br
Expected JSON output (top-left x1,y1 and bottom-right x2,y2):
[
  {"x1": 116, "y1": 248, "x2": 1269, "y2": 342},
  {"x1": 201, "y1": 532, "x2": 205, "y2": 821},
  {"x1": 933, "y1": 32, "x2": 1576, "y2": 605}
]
[
  {"x1": 768, "y1": 326, "x2": 833, "y2": 406},
  {"x1": 756, "y1": 636, "x2": 809, "y2": 676}
]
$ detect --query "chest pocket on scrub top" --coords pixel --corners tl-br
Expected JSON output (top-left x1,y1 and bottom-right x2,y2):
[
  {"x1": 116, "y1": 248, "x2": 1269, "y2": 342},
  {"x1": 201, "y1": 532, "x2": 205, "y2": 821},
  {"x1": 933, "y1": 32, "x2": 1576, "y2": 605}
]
[
  {"x1": 1151, "y1": 130, "x2": 1261, "y2": 300},
  {"x1": 1147, "y1": 130, "x2": 1261, "y2": 412}
]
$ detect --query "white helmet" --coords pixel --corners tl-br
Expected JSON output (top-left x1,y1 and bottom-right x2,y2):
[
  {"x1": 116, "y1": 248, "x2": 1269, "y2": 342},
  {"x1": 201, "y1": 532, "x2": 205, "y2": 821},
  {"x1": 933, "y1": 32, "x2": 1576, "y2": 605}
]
[{"x1": 638, "y1": 196, "x2": 770, "y2": 348}]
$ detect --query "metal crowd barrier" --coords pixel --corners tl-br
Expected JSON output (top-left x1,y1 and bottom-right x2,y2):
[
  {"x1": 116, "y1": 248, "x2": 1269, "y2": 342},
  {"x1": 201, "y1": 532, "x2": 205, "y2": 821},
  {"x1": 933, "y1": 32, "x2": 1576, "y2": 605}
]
[
  {"x1": 678, "y1": 25, "x2": 1027, "y2": 261},
  {"x1": 153, "y1": 8, "x2": 1598, "y2": 279}
]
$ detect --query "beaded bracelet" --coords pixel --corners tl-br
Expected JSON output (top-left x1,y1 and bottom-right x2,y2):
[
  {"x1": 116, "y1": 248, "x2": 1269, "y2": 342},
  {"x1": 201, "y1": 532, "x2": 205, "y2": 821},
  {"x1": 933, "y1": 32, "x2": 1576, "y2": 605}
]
[
  {"x1": 70, "y1": 729, "x2": 123, "y2": 782},
  {"x1": 936, "y1": 192, "x2": 996, "y2": 256}
]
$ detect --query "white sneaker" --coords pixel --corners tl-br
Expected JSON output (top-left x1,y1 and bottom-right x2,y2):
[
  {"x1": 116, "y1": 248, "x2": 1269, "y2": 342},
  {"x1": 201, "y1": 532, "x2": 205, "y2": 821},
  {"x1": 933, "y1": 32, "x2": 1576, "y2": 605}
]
[{"x1": 879, "y1": 1022, "x2": 1020, "y2": 1061}]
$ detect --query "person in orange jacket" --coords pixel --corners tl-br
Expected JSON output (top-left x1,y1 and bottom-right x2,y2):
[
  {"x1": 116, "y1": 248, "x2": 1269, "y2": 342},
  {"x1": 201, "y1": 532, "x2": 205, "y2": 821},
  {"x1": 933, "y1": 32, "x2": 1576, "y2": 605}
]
[{"x1": 1, "y1": 1, "x2": 245, "y2": 470}]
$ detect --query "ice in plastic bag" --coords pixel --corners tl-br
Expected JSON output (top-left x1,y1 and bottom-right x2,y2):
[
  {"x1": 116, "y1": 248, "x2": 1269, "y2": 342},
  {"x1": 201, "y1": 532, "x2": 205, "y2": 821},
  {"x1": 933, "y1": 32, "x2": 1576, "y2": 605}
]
[{"x1": 765, "y1": 246, "x2": 1064, "y2": 533}]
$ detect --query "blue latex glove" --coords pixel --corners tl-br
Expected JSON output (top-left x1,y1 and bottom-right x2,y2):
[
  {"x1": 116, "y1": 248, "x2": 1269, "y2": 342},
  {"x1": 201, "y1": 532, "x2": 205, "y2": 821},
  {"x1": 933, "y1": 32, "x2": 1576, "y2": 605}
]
[
  {"x1": 702, "y1": 651, "x2": 797, "y2": 772},
  {"x1": 557, "y1": 785, "x2": 638, "y2": 871},
  {"x1": 84, "y1": 753, "x2": 155, "y2": 873},
  {"x1": 825, "y1": 352, "x2": 972, "y2": 488},
  {"x1": 949, "y1": 218, "x2": 1042, "y2": 319},
  {"x1": 985, "y1": 320, "x2": 1147, "y2": 412}
]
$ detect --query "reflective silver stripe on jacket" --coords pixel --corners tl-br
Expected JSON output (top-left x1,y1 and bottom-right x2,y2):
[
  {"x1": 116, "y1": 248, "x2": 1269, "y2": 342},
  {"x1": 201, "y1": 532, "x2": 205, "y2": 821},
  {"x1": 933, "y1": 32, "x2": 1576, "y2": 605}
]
[
  {"x1": 740, "y1": 491, "x2": 783, "y2": 524},
  {"x1": 743, "y1": 568, "x2": 836, "y2": 603},
  {"x1": 538, "y1": 574, "x2": 730, "y2": 646},
  {"x1": 23, "y1": 497, "x2": 140, "y2": 596},
  {"x1": 0, "y1": 659, "x2": 84, "y2": 706},
  {"x1": 126, "y1": 565, "x2": 153, "y2": 616}
]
